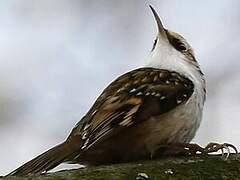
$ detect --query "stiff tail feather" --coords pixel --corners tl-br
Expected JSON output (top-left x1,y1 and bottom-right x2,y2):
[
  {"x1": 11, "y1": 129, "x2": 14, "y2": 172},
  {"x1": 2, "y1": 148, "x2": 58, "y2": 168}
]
[{"x1": 8, "y1": 138, "x2": 82, "y2": 176}]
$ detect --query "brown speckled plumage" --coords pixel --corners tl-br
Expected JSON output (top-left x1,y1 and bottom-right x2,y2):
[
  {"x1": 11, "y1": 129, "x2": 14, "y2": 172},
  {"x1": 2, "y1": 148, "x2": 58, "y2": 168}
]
[{"x1": 73, "y1": 68, "x2": 194, "y2": 151}]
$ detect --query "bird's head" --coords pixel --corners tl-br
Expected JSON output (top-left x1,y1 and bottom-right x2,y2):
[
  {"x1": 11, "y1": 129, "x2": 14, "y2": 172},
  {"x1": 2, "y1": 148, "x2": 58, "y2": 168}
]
[{"x1": 146, "y1": 6, "x2": 201, "y2": 80}]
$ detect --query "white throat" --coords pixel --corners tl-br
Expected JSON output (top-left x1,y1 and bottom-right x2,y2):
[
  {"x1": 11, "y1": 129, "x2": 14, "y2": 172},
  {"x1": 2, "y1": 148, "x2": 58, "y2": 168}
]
[
  {"x1": 145, "y1": 40, "x2": 203, "y2": 88},
  {"x1": 144, "y1": 39, "x2": 206, "y2": 106}
]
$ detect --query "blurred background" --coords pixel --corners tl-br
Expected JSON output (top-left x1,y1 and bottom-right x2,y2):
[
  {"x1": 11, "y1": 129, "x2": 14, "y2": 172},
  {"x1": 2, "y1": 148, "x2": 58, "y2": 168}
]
[{"x1": 0, "y1": 0, "x2": 240, "y2": 176}]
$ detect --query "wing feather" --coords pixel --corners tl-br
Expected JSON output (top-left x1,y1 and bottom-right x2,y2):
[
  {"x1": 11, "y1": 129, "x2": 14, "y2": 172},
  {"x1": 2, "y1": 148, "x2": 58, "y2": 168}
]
[{"x1": 71, "y1": 68, "x2": 194, "y2": 150}]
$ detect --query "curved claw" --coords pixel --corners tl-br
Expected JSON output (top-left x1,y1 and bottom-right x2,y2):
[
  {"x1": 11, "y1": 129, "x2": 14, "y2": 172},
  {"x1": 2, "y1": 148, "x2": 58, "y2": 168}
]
[
  {"x1": 222, "y1": 144, "x2": 230, "y2": 160},
  {"x1": 204, "y1": 142, "x2": 238, "y2": 160},
  {"x1": 224, "y1": 143, "x2": 238, "y2": 154}
]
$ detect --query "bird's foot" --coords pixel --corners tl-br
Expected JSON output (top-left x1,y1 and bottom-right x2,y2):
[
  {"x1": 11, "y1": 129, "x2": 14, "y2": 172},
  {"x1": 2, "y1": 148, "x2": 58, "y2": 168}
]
[
  {"x1": 203, "y1": 142, "x2": 238, "y2": 160},
  {"x1": 159, "y1": 142, "x2": 238, "y2": 160}
]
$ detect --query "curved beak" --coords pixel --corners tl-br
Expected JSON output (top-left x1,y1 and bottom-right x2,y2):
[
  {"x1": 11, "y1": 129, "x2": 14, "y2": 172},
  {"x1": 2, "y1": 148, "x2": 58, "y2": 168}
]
[{"x1": 149, "y1": 5, "x2": 168, "y2": 41}]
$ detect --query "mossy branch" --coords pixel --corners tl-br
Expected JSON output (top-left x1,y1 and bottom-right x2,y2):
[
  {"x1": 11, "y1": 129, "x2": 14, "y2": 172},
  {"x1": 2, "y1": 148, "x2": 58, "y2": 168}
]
[{"x1": 2, "y1": 154, "x2": 240, "y2": 180}]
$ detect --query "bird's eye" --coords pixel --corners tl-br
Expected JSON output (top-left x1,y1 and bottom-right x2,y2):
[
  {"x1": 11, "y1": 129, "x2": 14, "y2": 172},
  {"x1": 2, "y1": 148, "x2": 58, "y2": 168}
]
[
  {"x1": 171, "y1": 38, "x2": 187, "y2": 52},
  {"x1": 176, "y1": 42, "x2": 187, "y2": 51}
]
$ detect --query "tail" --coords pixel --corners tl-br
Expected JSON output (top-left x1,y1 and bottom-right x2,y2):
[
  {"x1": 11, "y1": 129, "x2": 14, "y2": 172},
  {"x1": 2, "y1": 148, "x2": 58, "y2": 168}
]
[{"x1": 8, "y1": 138, "x2": 82, "y2": 176}]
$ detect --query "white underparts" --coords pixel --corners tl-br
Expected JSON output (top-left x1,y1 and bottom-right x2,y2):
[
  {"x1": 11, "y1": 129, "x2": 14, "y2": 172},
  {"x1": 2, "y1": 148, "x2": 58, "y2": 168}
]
[{"x1": 143, "y1": 38, "x2": 205, "y2": 150}]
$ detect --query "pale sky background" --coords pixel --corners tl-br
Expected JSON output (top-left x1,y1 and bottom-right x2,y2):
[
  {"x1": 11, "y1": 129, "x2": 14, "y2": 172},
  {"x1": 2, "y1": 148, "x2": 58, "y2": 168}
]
[{"x1": 0, "y1": 0, "x2": 240, "y2": 176}]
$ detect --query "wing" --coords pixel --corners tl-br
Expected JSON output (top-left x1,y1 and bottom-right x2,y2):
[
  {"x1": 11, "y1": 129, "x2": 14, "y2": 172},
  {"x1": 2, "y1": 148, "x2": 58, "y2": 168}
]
[{"x1": 71, "y1": 68, "x2": 194, "y2": 150}]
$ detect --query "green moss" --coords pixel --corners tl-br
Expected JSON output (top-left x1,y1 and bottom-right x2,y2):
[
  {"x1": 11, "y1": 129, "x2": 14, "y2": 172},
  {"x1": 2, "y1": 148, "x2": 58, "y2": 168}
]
[{"x1": 2, "y1": 154, "x2": 240, "y2": 180}]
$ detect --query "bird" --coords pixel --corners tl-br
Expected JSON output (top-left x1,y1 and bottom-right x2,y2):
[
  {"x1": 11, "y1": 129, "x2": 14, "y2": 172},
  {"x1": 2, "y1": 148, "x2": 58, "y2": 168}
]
[{"x1": 8, "y1": 5, "x2": 236, "y2": 176}]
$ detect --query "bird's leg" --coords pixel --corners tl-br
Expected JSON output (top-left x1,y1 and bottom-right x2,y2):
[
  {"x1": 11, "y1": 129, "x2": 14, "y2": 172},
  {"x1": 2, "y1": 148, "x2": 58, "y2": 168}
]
[
  {"x1": 158, "y1": 143, "x2": 205, "y2": 156},
  {"x1": 154, "y1": 142, "x2": 238, "y2": 160}
]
